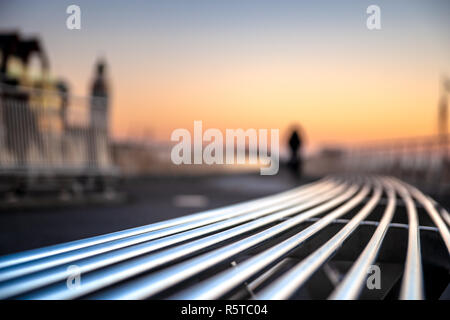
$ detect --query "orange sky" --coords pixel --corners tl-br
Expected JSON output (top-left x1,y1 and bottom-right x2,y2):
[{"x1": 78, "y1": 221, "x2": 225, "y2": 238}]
[
  {"x1": 2, "y1": 1, "x2": 449, "y2": 151},
  {"x1": 109, "y1": 49, "x2": 445, "y2": 150}
]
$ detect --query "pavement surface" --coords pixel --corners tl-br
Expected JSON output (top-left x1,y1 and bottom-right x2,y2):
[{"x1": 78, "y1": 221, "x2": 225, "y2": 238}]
[{"x1": 0, "y1": 168, "x2": 315, "y2": 255}]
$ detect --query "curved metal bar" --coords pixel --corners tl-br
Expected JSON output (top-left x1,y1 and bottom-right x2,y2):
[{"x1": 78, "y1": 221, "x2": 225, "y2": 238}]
[
  {"x1": 403, "y1": 182, "x2": 450, "y2": 253},
  {"x1": 23, "y1": 184, "x2": 348, "y2": 300},
  {"x1": 0, "y1": 178, "x2": 329, "y2": 270},
  {"x1": 2, "y1": 182, "x2": 346, "y2": 299},
  {"x1": 328, "y1": 179, "x2": 396, "y2": 300},
  {"x1": 391, "y1": 178, "x2": 424, "y2": 300},
  {"x1": 89, "y1": 185, "x2": 360, "y2": 299},
  {"x1": 0, "y1": 175, "x2": 440, "y2": 301},
  {"x1": 171, "y1": 184, "x2": 371, "y2": 300},
  {"x1": 0, "y1": 180, "x2": 335, "y2": 283},
  {"x1": 257, "y1": 180, "x2": 384, "y2": 300}
]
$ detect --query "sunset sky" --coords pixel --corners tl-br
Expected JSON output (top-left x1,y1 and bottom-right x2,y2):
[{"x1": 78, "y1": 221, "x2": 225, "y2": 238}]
[{"x1": 1, "y1": 0, "x2": 449, "y2": 151}]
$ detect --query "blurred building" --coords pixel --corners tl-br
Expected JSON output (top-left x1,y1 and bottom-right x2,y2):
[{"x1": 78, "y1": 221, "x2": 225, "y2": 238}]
[{"x1": 0, "y1": 32, "x2": 116, "y2": 196}]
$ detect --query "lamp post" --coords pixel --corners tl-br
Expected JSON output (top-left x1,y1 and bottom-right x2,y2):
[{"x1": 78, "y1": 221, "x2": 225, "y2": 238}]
[
  {"x1": 436, "y1": 76, "x2": 450, "y2": 195},
  {"x1": 438, "y1": 77, "x2": 449, "y2": 161}
]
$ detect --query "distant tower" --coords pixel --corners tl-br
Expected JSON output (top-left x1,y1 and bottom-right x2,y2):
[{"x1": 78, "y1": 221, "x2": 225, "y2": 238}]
[
  {"x1": 438, "y1": 76, "x2": 450, "y2": 162},
  {"x1": 88, "y1": 58, "x2": 110, "y2": 168},
  {"x1": 90, "y1": 59, "x2": 109, "y2": 133},
  {"x1": 56, "y1": 80, "x2": 69, "y2": 131}
]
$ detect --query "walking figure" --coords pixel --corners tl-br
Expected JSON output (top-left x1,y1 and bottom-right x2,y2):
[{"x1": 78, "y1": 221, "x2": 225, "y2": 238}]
[{"x1": 288, "y1": 126, "x2": 304, "y2": 177}]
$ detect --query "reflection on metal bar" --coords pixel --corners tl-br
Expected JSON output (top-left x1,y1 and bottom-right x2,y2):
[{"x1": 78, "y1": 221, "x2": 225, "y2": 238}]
[
  {"x1": 247, "y1": 259, "x2": 292, "y2": 293},
  {"x1": 404, "y1": 183, "x2": 450, "y2": 252},
  {"x1": 90, "y1": 185, "x2": 360, "y2": 299},
  {"x1": 0, "y1": 178, "x2": 329, "y2": 270},
  {"x1": 256, "y1": 181, "x2": 383, "y2": 299},
  {"x1": 328, "y1": 180, "x2": 396, "y2": 300},
  {"x1": 171, "y1": 185, "x2": 369, "y2": 300},
  {"x1": 0, "y1": 180, "x2": 336, "y2": 284},
  {"x1": 0, "y1": 175, "x2": 448, "y2": 300},
  {"x1": 0, "y1": 181, "x2": 344, "y2": 299},
  {"x1": 393, "y1": 179, "x2": 424, "y2": 300}
]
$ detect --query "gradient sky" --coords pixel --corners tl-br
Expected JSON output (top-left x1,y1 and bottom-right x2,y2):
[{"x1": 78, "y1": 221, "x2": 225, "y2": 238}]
[{"x1": 1, "y1": 0, "x2": 449, "y2": 150}]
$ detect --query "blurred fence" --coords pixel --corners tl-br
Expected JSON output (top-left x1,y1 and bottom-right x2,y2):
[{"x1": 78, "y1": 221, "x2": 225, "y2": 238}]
[
  {"x1": 0, "y1": 84, "x2": 117, "y2": 195},
  {"x1": 0, "y1": 84, "x2": 112, "y2": 171},
  {"x1": 343, "y1": 135, "x2": 450, "y2": 195}
]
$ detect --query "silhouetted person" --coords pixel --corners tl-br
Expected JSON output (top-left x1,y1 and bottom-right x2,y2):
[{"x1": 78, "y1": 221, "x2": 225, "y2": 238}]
[{"x1": 288, "y1": 127, "x2": 304, "y2": 177}]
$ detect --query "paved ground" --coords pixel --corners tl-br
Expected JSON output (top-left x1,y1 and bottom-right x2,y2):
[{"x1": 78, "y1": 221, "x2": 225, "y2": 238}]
[{"x1": 0, "y1": 168, "x2": 315, "y2": 255}]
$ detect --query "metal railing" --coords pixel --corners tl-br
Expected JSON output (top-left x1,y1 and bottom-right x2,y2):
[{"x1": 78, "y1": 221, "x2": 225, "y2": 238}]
[
  {"x1": 343, "y1": 135, "x2": 450, "y2": 195},
  {"x1": 0, "y1": 175, "x2": 448, "y2": 300},
  {"x1": 0, "y1": 84, "x2": 113, "y2": 175}
]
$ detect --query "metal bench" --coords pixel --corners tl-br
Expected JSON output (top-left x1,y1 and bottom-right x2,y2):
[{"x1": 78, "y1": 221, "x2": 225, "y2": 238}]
[{"x1": 0, "y1": 175, "x2": 448, "y2": 299}]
